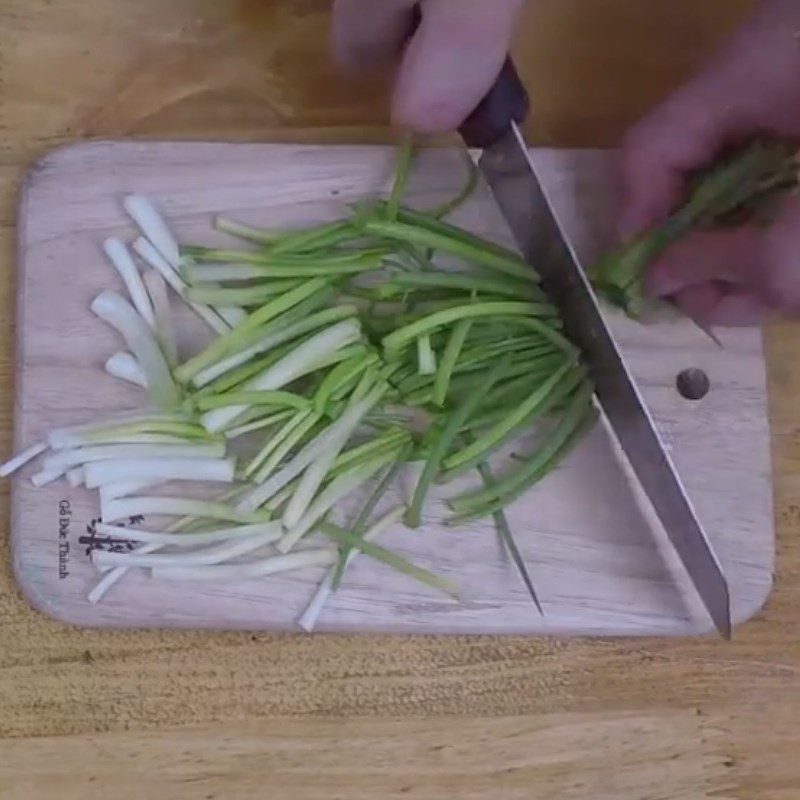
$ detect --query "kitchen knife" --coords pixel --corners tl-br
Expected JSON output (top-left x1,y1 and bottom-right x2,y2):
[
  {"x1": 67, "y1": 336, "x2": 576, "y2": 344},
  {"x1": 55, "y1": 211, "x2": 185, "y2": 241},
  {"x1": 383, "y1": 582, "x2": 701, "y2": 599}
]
[{"x1": 449, "y1": 45, "x2": 732, "y2": 637}]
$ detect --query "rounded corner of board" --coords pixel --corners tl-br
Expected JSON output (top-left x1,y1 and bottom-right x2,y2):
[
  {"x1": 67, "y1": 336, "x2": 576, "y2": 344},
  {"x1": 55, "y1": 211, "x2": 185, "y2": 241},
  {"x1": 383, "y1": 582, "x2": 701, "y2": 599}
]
[
  {"x1": 730, "y1": 574, "x2": 775, "y2": 634},
  {"x1": 23, "y1": 140, "x2": 97, "y2": 180},
  {"x1": 11, "y1": 548, "x2": 87, "y2": 628}
]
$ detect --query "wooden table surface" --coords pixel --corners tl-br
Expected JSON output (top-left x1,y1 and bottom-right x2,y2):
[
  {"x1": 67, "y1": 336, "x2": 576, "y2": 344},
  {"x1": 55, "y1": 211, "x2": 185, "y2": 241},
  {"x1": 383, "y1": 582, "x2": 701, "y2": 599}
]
[{"x1": 2, "y1": 1, "x2": 799, "y2": 797}]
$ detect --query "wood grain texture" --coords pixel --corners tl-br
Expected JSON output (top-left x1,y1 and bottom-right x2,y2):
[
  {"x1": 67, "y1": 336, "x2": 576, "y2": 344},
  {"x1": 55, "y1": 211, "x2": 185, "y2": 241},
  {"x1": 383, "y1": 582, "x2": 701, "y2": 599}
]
[
  {"x1": 0, "y1": 713, "x2": 737, "y2": 800},
  {"x1": 5, "y1": 1, "x2": 800, "y2": 799},
  {"x1": 12, "y1": 140, "x2": 773, "y2": 636}
]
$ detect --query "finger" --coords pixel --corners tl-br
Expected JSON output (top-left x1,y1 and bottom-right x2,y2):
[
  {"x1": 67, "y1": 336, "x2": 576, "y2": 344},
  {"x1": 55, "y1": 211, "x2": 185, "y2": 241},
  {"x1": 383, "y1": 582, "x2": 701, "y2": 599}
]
[
  {"x1": 331, "y1": 0, "x2": 417, "y2": 71},
  {"x1": 617, "y1": 95, "x2": 738, "y2": 239},
  {"x1": 391, "y1": 0, "x2": 523, "y2": 133},
  {"x1": 672, "y1": 283, "x2": 768, "y2": 327},
  {"x1": 644, "y1": 226, "x2": 764, "y2": 298}
]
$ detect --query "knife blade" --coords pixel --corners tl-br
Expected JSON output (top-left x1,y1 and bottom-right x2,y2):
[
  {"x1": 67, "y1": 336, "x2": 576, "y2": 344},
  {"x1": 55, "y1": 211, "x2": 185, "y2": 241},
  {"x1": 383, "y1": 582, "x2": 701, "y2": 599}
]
[{"x1": 457, "y1": 78, "x2": 731, "y2": 635}]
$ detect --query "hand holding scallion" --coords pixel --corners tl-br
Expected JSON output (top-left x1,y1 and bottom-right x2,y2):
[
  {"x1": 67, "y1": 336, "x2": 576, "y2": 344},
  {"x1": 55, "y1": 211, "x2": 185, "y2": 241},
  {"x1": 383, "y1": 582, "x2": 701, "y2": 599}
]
[{"x1": 596, "y1": 0, "x2": 800, "y2": 326}]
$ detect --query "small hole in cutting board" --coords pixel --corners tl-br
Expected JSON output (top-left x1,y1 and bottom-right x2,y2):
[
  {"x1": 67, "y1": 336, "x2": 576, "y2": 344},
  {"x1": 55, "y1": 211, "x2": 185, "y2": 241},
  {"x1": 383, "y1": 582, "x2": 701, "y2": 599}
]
[{"x1": 676, "y1": 368, "x2": 710, "y2": 400}]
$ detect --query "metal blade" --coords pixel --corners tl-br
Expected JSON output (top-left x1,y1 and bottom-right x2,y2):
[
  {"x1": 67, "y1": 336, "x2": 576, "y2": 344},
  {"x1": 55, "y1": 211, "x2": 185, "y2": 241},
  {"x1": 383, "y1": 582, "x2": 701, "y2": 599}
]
[{"x1": 475, "y1": 122, "x2": 731, "y2": 638}]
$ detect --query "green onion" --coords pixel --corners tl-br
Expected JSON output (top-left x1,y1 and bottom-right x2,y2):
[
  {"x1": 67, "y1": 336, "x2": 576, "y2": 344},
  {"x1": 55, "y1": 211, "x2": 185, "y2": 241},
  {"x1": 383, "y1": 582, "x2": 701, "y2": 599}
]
[
  {"x1": 591, "y1": 138, "x2": 798, "y2": 317},
  {"x1": 433, "y1": 320, "x2": 471, "y2": 407},
  {"x1": 362, "y1": 219, "x2": 532, "y2": 281},
  {"x1": 449, "y1": 383, "x2": 596, "y2": 519},
  {"x1": 442, "y1": 359, "x2": 578, "y2": 472},
  {"x1": 193, "y1": 390, "x2": 311, "y2": 413},
  {"x1": 473, "y1": 455, "x2": 543, "y2": 615},
  {"x1": 187, "y1": 280, "x2": 303, "y2": 306},
  {"x1": 430, "y1": 152, "x2": 479, "y2": 219},
  {"x1": 382, "y1": 301, "x2": 548, "y2": 354},
  {"x1": 175, "y1": 278, "x2": 331, "y2": 382},
  {"x1": 320, "y1": 521, "x2": 459, "y2": 599},
  {"x1": 386, "y1": 133, "x2": 414, "y2": 221},
  {"x1": 330, "y1": 442, "x2": 413, "y2": 591},
  {"x1": 376, "y1": 271, "x2": 539, "y2": 300},
  {"x1": 406, "y1": 355, "x2": 511, "y2": 528}
]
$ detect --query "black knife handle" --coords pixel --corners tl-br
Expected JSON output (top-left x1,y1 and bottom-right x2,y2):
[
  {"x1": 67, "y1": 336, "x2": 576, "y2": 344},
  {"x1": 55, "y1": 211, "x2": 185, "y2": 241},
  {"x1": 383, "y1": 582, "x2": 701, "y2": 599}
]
[{"x1": 408, "y1": 4, "x2": 529, "y2": 148}]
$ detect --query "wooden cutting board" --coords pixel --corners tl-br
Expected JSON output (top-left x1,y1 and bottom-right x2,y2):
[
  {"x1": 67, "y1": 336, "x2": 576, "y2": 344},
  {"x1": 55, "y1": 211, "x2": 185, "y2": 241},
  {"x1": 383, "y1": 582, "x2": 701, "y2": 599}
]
[{"x1": 11, "y1": 141, "x2": 774, "y2": 636}]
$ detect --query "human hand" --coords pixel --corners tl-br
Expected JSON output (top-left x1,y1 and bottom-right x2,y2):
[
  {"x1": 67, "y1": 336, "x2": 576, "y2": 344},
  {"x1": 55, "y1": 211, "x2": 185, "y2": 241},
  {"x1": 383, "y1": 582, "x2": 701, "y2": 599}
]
[
  {"x1": 331, "y1": 0, "x2": 523, "y2": 133},
  {"x1": 619, "y1": 0, "x2": 800, "y2": 325}
]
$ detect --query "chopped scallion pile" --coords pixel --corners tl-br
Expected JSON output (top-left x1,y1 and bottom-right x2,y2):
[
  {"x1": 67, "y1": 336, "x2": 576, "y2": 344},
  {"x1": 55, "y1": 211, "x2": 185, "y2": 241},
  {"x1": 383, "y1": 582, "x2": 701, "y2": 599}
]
[{"x1": 2, "y1": 139, "x2": 600, "y2": 629}]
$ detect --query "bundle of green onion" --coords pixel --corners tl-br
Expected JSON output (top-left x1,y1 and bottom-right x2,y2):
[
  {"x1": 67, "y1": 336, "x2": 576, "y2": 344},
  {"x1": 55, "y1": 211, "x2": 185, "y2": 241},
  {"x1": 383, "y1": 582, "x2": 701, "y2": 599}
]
[
  {"x1": 1, "y1": 139, "x2": 597, "y2": 629},
  {"x1": 591, "y1": 138, "x2": 799, "y2": 317}
]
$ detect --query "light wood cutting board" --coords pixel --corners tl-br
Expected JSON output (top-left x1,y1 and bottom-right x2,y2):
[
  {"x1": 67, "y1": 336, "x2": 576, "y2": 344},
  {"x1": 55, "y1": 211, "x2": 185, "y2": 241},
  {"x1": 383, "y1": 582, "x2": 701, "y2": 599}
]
[{"x1": 11, "y1": 141, "x2": 774, "y2": 636}]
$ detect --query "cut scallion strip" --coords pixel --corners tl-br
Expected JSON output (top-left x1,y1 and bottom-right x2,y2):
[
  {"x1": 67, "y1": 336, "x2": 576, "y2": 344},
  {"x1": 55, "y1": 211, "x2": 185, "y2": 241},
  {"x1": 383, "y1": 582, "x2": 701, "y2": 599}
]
[
  {"x1": 175, "y1": 278, "x2": 330, "y2": 382},
  {"x1": 405, "y1": 355, "x2": 511, "y2": 528},
  {"x1": 123, "y1": 194, "x2": 181, "y2": 267},
  {"x1": 297, "y1": 505, "x2": 405, "y2": 632},
  {"x1": 133, "y1": 236, "x2": 230, "y2": 334},
  {"x1": 215, "y1": 215, "x2": 283, "y2": 244},
  {"x1": 105, "y1": 351, "x2": 147, "y2": 388},
  {"x1": 153, "y1": 548, "x2": 337, "y2": 582},
  {"x1": 362, "y1": 219, "x2": 531, "y2": 281},
  {"x1": 101, "y1": 496, "x2": 271, "y2": 525},
  {"x1": 200, "y1": 318, "x2": 362, "y2": 433},
  {"x1": 382, "y1": 301, "x2": 544, "y2": 355},
  {"x1": 187, "y1": 280, "x2": 303, "y2": 306},
  {"x1": 442, "y1": 359, "x2": 577, "y2": 472},
  {"x1": 143, "y1": 268, "x2": 178, "y2": 366},
  {"x1": 0, "y1": 441, "x2": 47, "y2": 478},
  {"x1": 103, "y1": 238, "x2": 156, "y2": 328},
  {"x1": 433, "y1": 319, "x2": 471, "y2": 406},
  {"x1": 320, "y1": 521, "x2": 458, "y2": 599},
  {"x1": 449, "y1": 383, "x2": 596, "y2": 518},
  {"x1": 386, "y1": 134, "x2": 414, "y2": 221},
  {"x1": 90, "y1": 290, "x2": 181, "y2": 411},
  {"x1": 416, "y1": 334, "x2": 436, "y2": 375}
]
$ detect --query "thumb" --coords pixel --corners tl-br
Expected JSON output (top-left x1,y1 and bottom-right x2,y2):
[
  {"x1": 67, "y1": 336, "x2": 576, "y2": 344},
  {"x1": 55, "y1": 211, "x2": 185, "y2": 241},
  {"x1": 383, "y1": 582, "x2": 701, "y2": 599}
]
[
  {"x1": 391, "y1": 0, "x2": 523, "y2": 133},
  {"x1": 644, "y1": 226, "x2": 765, "y2": 299}
]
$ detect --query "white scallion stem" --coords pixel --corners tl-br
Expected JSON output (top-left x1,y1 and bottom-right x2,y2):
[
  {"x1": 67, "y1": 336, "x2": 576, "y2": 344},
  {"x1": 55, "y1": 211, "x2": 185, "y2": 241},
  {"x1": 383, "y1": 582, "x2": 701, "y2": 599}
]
[
  {"x1": 105, "y1": 352, "x2": 148, "y2": 388},
  {"x1": 102, "y1": 238, "x2": 156, "y2": 327},
  {"x1": 278, "y1": 453, "x2": 393, "y2": 553},
  {"x1": 65, "y1": 467, "x2": 85, "y2": 488},
  {"x1": 47, "y1": 412, "x2": 185, "y2": 449},
  {"x1": 0, "y1": 441, "x2": 47, "y2": 478},
  {"x1": 92, "y1": 531, "x2": 279, "y2": 569},
  {"x1": 143, "y1": 269, "x2": 178, "y2": 366},
  {"x1": 90, "y1": 290, "x2": 180, "y2": 410},
  {"x1": 282, "y1": 384, "x2": 386, "y2": 530},
  {"x1": 31, "y1": 469, "x2": 65, "y2": 487},
  {"x1": 123, "y1": 194, "x2": 181, "y2": 267},
  {"x1": 101, "y1": 496, "x2": 271, "y2": 524},
  {"x1": 95, "y1": 520, "x2": 281, "y2": 546},
  {"x1": 236, "y1": 404, "x2": 361, "y2": 513},
  {"x1": 43, "y1": 442, "x2": 226, "y2": 472},
  {"x1": 152, "y1": 548, "x2": 337, "y2": 582},
  {"x1": 192, "y1": 309, "x2": 355, "y2": 389},
  {"x1": 201, "y1": 319, "x2": 362, "y2": 433},
  {"x1": 98, "y1": 479, "x2": 159, "y2": 504},
  {"x1": 88, "y1": 543, "x2": 159, "y2": 604},
  {"x1": 297, "y1": 505, "x2": 404, "y2": 633},
  {"x1": 223, "y1": 411, "x2": 295, "y2": 440},
  {"x1": 248, "y1": 411, "x2": 318, "y2": 483},
  {"x1": 133, "y1": 237, "x2": 230, "y2": 335},
  {"x1": 181, "y1": 264, "x2": 270, "y2": 282},
  {"x1": 84, "y1": 456, "x2": 236, "y2": 488}
]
